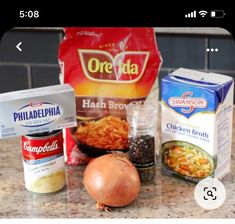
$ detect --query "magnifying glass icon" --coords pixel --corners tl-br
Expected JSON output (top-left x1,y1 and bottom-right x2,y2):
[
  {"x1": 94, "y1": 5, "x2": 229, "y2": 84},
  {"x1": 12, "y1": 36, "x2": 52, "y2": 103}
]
[{"x1": 207, "y1": 190, "x2": 214, "y2": 197}]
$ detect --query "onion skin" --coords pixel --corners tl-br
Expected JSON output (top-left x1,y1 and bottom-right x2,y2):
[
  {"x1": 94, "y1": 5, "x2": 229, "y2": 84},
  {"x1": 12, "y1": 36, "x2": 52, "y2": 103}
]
[{"x1": 83, "y1": 154, "x2": 140, "y2": 208}]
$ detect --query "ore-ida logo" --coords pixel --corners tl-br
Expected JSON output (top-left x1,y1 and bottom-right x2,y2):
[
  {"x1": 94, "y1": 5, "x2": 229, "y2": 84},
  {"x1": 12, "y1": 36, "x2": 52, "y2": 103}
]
[
  {"x1": 78, "y1": 49, "x2": 149, "y2": 83},
  {"x1": 13, "y1": 101, "x2": 62, "y2": 127},
  {"x1": 168, "y1": 92, "x2": 207, "y2": 114}
]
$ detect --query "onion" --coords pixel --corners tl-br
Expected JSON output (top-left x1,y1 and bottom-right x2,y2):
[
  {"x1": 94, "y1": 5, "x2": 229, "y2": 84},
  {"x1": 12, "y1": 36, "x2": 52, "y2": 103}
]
[{"x1": 83, "y1": 154, "x2": 140, "y2": 210}]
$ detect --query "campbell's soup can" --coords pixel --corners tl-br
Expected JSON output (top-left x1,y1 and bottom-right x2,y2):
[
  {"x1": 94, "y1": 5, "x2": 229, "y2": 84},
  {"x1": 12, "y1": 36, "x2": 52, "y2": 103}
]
[{"x1": 21, "y1": 130, "x2": 65, "y2": 193}]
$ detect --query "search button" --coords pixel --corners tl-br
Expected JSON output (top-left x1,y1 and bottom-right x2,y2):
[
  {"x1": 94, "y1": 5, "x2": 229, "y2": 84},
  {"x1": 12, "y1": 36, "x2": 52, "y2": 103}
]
[{"x1": 194, "y1": 177, "x2": 226, "y2": 210}]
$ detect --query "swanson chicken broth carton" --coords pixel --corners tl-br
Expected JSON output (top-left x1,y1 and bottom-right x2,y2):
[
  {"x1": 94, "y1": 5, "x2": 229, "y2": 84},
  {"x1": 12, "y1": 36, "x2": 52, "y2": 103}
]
[{"x1": 161, "y1": 68, "x2": 234, "y2": 183}]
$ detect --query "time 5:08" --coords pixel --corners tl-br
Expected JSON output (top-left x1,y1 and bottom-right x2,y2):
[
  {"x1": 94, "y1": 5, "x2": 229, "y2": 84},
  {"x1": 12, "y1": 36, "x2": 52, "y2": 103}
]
[{"x1": 19, "y1": 10, "x2": 39, "y2": 18}]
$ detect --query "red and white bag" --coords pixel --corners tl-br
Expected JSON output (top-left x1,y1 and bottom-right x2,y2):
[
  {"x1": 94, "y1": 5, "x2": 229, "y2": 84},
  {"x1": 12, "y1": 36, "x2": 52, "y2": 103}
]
[{"x1": 58, "y1": 27, "x2": 162, "y2": 165}]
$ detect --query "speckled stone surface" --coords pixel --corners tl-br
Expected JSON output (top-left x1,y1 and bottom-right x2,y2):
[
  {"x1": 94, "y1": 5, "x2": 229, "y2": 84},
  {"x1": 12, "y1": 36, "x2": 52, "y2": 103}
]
[{"x1": 0, "y1": 111, "x2": 235, "y2": 218}]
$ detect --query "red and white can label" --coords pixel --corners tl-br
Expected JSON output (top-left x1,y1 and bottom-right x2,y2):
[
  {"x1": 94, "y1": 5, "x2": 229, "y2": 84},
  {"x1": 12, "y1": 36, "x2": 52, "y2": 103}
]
[{"x1": 22, "y1": 131, "x2": 65, "y2": 193}]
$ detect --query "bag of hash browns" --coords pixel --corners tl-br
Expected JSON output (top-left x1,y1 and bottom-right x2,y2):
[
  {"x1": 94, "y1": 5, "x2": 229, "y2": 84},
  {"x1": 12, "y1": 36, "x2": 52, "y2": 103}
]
[{"x1": 58, "y1": 27, "x2": 162, "y2": 165}]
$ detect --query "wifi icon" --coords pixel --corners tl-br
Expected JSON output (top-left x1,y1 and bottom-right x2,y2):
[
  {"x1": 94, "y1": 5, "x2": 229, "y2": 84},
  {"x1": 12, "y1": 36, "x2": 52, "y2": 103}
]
[{"x1": 199, "y1": 10, "x2": 208, "y2": 17}]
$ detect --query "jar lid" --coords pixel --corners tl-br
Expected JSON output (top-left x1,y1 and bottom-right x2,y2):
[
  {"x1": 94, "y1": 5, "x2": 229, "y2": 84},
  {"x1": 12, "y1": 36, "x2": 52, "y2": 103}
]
[{"x1": 126, "y1": 101, "x2": 157, "y2": 127}]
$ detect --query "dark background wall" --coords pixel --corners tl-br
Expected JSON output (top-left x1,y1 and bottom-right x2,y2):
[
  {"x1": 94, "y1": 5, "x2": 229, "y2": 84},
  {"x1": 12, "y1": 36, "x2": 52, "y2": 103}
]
[{"x1": 0, "y1": 28, "x2": 235, "y2": 102}]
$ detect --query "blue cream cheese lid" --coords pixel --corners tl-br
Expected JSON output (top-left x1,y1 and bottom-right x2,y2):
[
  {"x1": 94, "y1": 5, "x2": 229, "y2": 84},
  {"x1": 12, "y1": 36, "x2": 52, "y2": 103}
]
[{"x1": 162, "y1": 68, "x2": 234, "y2": 118}]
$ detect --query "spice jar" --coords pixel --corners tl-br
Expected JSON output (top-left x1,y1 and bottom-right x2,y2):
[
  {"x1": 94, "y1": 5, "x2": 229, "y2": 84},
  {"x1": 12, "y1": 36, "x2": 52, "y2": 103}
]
[{"x1": 126, "y1": 101, "x2": 157, "y2": 183}]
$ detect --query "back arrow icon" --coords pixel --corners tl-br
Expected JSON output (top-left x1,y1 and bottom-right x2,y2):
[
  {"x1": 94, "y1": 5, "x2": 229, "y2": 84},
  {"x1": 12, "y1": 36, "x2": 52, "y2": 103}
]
[{"x1": 16, "y1": 42, "x2": 22, "y2": 52}]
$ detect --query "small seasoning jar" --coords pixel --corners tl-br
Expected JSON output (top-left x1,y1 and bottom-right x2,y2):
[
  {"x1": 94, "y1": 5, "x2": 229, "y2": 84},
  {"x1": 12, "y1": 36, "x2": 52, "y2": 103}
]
[{"x1": 126, "y1": 101, "x2": 157, "y2": 183}]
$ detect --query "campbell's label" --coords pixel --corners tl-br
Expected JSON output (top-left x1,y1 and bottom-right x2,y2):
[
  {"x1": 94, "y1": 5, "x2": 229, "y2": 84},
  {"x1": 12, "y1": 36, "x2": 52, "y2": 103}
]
[
  {"x1": 79, "y1": 49, "x2": 149, "y2": 83},
  {"x1": 21, "y1": 131, "x2": 65, "y2": 193},
  {"x1": 23, "y1": 140, "x2": 60, "y2": 158},
  {"x1": 22, "y1": 133, "x2": 63, "y2": 161},
  {"x1": 168, "y1": 91, "x2": 208, "y2": 114},
  {"x1": 13, "y1": 101, "x2": 63, "y2": 128}
]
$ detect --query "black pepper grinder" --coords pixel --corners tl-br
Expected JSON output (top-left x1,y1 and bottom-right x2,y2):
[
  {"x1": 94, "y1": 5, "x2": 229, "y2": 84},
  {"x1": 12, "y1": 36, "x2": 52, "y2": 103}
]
[{"x1": 126, "y1": 101, "x2": 157, "y2": 183}]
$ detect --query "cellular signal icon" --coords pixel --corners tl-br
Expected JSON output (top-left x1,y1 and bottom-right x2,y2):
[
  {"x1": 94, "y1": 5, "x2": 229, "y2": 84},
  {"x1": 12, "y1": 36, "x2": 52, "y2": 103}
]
[{"x1": 185, "y1": 11, "x2": 196, "y2": 18}]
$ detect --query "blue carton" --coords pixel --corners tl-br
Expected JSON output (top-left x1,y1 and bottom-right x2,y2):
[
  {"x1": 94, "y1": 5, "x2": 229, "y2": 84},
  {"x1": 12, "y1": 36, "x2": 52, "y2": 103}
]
[{"x1": 161, "y1": 68, "x2": 234, "y2": 183}]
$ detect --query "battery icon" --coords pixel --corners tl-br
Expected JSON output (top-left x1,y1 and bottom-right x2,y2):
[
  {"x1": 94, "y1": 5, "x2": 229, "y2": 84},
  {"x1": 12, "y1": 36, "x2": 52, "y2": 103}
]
[{"x1": 210, "y1": 10, "x2": 226, "y2": 18}]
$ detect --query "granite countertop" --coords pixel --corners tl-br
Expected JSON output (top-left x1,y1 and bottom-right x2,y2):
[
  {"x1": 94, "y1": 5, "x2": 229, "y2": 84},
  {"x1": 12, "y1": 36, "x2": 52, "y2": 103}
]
[{"x1": 0, "y1": 110, "x2": 235, "y2": 218}]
